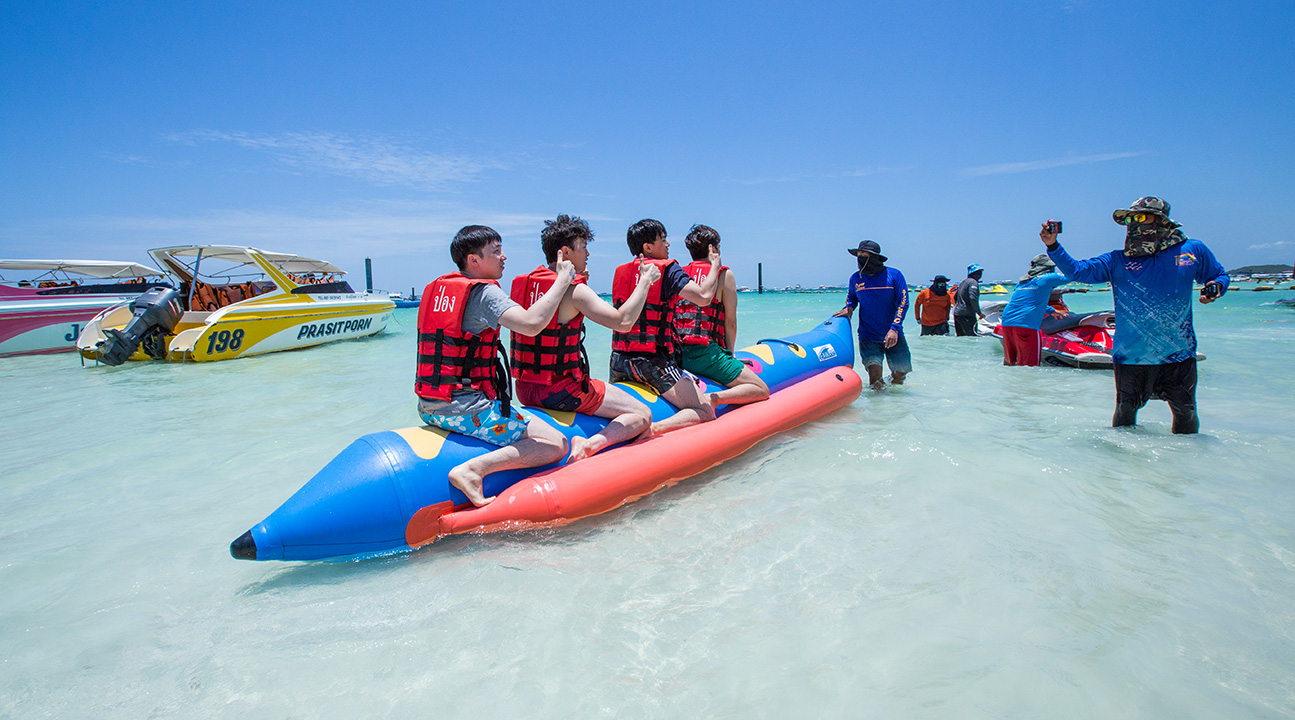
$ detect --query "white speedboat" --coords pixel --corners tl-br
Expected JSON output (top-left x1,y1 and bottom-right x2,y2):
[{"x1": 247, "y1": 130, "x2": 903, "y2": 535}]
[
  {"x1": 77, "y1": 245, "x2": 394, "y2": 365},
  {"x1": 0, "y1": 259, "x2": 169, "y2": 357}
]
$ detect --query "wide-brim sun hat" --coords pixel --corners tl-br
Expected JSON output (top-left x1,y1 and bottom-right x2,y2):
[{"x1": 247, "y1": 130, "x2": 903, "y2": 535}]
[
  {"x1": 932, "y1": 275, "x2": 951, "y2": 283},
  {"x1": 847, "y1": 240, "x2": 887, "y2": 262},
  {"x1": 1113, "y1": 196, "x2": 1181, "y2": 228},
  {"x1": 1020, "y1": 254, "x2": 1056, "y2": 283},
  {"x1": 967, "y1": 263, "x2": 982, "y2": 275}
]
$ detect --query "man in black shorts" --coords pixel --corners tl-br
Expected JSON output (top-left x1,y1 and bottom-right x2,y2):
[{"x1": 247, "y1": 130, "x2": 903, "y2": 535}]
[
  {"x1": 1039, "y1": 197, "x2": 1229, "y2": 433},
  {"x1": 608, "y1": 219, "x2": 723, "y2": 435}
]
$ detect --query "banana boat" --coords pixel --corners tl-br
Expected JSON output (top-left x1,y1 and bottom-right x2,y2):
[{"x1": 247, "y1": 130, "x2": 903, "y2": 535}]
[{"x1": 230, "y1": 317, "x2": 862, "y2": 562}]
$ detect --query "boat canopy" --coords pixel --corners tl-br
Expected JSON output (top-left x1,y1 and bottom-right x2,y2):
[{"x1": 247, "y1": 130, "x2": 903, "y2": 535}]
[
  {"x1": 149, "y1": 246, "x2": 345, "y2": 275},
  {"x1": 0, "y1": 259, "x2": 165, "y2": 279}
]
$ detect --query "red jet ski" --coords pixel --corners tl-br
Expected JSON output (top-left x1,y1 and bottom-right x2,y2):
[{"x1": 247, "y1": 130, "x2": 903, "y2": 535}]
[{"x1": 981, "y1": 300, "x2": 1116, "y2": 369}]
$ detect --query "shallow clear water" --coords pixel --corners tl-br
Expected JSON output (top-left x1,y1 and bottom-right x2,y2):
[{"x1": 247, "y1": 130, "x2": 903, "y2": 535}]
[{"x1": 3, "y1": 289, "x2": 1294, "y2": 718}]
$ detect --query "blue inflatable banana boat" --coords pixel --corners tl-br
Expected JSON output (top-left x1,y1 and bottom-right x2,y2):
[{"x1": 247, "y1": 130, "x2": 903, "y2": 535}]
[{"x1": 231, "y1": 316, "x2": 860, "y2": 562}]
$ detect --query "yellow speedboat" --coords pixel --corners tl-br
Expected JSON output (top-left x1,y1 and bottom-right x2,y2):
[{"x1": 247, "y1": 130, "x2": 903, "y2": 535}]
[{"x1": 78, "y1": 245, "x2": 394, "y2": 365}]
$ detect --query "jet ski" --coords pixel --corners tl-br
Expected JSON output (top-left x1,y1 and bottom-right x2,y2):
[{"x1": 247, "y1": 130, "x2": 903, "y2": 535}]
[
  {"x1": 980, "y1": 300, "x2": 1115, "y2": 369},
  {"x1": 980, "y1": 301, "x2": 1204, "y2": 369}
]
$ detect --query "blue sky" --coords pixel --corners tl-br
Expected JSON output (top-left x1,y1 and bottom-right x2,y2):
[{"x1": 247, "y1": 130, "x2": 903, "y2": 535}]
[{"x1": 2, "y1": 1, "x2": 1292, "y2": 292}]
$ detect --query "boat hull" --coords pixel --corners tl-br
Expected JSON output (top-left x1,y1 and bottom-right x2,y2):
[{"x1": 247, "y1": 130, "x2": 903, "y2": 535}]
[
  {"x1": 79, "y1": 294, "x2": 394, "y2": 363},
  {"x1": 232, "y1": 317, "x2": 860, "y2": 561},
  {"x1": 0, "y1": 288, "x2": 156, "y2": 357}
]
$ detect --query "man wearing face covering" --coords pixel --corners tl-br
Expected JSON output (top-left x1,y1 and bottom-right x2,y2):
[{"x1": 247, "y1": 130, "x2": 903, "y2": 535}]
[
  {"x1": 953, "y1": 263, "x2": 986, "y2": 336},
  {"x1": 999, "y1": 254, "x2": 1069, "y2": 366},
  {"x1": 1041, "y1": 197, "x2": 1229, "y2": 433},
  {"x1": 833, "y1": 240, "x2": 911, "y2": 389},
  {"x1": 914, "y1": 275, "x2": 955, "y2": 335}
]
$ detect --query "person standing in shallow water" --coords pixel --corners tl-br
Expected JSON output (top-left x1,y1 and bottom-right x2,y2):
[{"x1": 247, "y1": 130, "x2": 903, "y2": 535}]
[
  {"x1": 999, "y1": 254, "x2": 1069, "y2": 367},
  {"x1": 914, "y1": 274, "x2": 955, "y2": 335},
  {"x1": 952, "y1": 263, "x2": 985, "y2": 336},
  {"x1": 833, "y1": 240, "x2": 911, "y2": 390},
  {"x1": 1040, "y1": 196, "x2": 1229, "y2": 434}
]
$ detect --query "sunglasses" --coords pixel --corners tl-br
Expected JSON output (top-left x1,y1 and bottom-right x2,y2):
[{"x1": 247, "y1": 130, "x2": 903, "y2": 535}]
[{"x1": 1120, "y1": 212, "x2": 1158, "y2": 225}]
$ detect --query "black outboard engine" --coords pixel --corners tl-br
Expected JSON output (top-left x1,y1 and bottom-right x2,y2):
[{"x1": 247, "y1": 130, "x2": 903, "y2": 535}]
[{"x1": 97, "y1": 287, "x2": 184, "y2": 366}]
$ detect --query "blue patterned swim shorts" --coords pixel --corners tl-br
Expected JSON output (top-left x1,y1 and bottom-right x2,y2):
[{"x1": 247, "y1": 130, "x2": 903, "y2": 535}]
[{"x1": 420, "y1": 400, "x2": 529, "y2": 447}]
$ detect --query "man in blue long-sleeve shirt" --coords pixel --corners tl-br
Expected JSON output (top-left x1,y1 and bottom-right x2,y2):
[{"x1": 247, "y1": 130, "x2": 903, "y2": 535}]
[
  {"x1": 1040, "y1": 197, "x2": 1228, "y2": 434},
  {"x1": 833, "y1": 240, "x2": 910, "y2": 390}
]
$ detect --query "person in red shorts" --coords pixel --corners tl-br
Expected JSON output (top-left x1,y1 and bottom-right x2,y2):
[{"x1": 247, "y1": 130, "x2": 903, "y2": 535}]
[
  {"x1": 1000, "y1": 254, "x2": 1069, "y2": 366},
  {"x1": 510, "y1": 215, "x2": 663, "y2": 461}
]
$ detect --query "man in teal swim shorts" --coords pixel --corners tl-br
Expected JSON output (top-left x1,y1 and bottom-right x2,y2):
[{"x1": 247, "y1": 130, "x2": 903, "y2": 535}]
[{"x1": 674, "y1": 224, "x2": 769, "y2": 408}]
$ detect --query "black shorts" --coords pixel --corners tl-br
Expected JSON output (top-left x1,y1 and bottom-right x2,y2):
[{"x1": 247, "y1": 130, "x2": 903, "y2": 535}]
[
  {"x1": 609, "y1": 350, "x2": 685, "y2": 395},
  {"x1": 1113, "y1": 358, "x2": 1197, "y2": 410},
  {"x1": 920, "y1": 323, "x2": 949, "y2": 336},
  {"x1": 953, "y1": 314, "x2": 979, "y2": 336}
]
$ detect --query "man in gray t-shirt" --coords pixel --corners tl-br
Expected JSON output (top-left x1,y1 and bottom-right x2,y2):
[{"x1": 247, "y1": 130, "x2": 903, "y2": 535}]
[
  {"x1": 953, "y1": 263, "x2": 985, "y2": 337},
  {"x1": 417, "y1": 283, "x2": 518, "y2": 417},
  {"x1": 414, "y1": 225, "x2": 576, "y2": 508}
]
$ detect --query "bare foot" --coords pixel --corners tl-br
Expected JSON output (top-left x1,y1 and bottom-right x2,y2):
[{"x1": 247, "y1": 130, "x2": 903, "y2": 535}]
[
  {"x1": 569, "y1": 434, "x2": 608, "y2": 462},
  {"x1": 447, "y1": 466, "x2": 495, "y2": 507}
]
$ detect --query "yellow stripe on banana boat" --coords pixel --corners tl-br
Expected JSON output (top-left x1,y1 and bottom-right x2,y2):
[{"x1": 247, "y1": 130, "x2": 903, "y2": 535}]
[{"x1": 77, "y1": 245, "x2": 394, "y2": 365}]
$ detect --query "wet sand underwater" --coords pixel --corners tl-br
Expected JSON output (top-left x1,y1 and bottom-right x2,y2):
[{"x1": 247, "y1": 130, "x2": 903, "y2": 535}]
[{"x1": 3, "y1": 290, "x2": 1294, "y2": 718}]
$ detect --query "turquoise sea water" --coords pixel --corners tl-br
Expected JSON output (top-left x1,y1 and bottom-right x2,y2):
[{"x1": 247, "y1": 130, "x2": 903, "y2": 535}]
[{"x1": 3, "y1": 288, "x2": 1294, "y2": 718}]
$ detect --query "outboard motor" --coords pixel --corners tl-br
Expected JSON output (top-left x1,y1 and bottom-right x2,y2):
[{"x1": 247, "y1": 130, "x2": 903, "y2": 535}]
[{"x1": 97, "y1": 287, "x2": 184, "y2": 366}]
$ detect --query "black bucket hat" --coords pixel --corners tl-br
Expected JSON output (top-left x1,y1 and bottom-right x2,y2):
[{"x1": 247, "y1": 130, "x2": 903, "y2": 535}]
[{"x1": 847, "y1": 240, "x2": 887, "y2": 262}]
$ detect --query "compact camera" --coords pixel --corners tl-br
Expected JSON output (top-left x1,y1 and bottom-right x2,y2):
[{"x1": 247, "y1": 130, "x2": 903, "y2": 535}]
[{"x1": 1046, "y1": 220, "x2": 1063, "y2": 235}]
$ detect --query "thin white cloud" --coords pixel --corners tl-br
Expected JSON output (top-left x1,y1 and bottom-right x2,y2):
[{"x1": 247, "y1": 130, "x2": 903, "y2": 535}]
[
  {"x1": 961, "y1": 152, "x2": 1143, "y2": 177},
  {"x1": 730, "y1": 166, "x2": 907, "y2": 186},
  {"x1": 165, "y1": 130, "x2": 507, "y2": 190},
  {"x1": 1249, "y1": 240, "x2": 1292, "y2": 250}
]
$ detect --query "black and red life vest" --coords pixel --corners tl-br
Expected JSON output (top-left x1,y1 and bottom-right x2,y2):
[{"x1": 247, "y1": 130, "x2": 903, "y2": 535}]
[
  {"x1": 509, "y1": 266, "x2": 589, "y2": 385},
  {"x1": 415, "y1": 272, "x2": 510, "y2": 413},
  {"x1": 673, "y1": 260, "x2": 728, "y2": 348},
  {"x1": 611, "y1": 257, "x2": 678, "y2": 355}
]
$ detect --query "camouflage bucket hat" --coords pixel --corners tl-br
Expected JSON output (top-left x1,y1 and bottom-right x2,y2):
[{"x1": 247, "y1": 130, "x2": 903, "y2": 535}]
[
  {"x1": 1020, "y1": 253, "x2": 1056, "y2": 283},
  {"x1": 1113, "y1": 196, "x2": 1181, "y2": 228}
]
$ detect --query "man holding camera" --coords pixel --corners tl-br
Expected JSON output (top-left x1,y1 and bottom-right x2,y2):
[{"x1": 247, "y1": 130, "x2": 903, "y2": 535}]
[{"x1": 1039, "y1": 197, "x2": 1229, "y2": 434}]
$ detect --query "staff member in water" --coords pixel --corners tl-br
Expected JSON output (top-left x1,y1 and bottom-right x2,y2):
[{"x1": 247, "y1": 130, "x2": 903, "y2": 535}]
[
  {"x1": 1040, "y1": 197, "x2": 1228, "y2": 433},
  {"x1": 913, "y1": 274, "x2": 955, "y2": 335},
  {"x1": 833, "y1": 240, "x2": 910, "y2": 390}
]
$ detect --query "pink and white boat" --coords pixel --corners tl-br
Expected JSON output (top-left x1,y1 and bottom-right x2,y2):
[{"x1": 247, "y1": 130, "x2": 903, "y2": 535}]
[{"x1": 0, "y1": 260, "x2": 169, "y2": 357}]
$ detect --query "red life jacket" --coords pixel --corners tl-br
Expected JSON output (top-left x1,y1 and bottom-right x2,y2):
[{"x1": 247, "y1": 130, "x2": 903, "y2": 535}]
[
  {"x1": 415, "y1": 272, "x2": 510, "y2": 413},
  {"x1": 509, "y1": 266, "x2": 589, "y2": 385},
  {"x1": 674, "y1": 260, "x2": 728, "y2": 348},
  {"x1": 611, "y1": 257, "x2": 678, "y2": 355}
]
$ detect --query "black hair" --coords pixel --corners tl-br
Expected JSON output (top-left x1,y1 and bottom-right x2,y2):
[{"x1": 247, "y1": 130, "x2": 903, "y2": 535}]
[
  {"x1": 449, "y1": 225, "x2": 501, "y2": 270},
  {"x1": 541, "y1": 215, "x2": 594, "y2": 264},
  {"x1": 684, "y1": 224, "x2": 720, "y2": 261},
  {"x1": 626, "y1": 218, "x2": 666, "y2": 256}
]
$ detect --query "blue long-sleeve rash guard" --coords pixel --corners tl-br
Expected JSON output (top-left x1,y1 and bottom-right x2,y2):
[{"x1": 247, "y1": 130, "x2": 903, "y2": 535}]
[
  {"x1": 1047, "y1": 239, "x2": 1229, "y2": 365},
  {"x1": 1001, "y1": 272, "x2": 1070, "y2": 330},
  {"x1": 845, "y1": 267, "x2": 909, "y2": 343}
]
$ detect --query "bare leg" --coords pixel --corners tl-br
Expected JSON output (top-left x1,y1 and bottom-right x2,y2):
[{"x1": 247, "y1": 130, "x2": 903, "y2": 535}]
[
  {"x1": 448, "y1": 418, "x2": 568, "y2": 506},
  {"x1": 707, "y1": 366, "x2": 770, "y2": 407},
  {"x1": 650, "y1": 377, "x2": 715, "y2": 436},
  {"x1": 569, "y1": 384, "x2": 653, "y2": 461},
  {"x1": 865, "y1": 364, "x2": 885, "y2": 390},
  {"x1": 890, "y1": 371, "x2": 907, "y2": 385}
]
